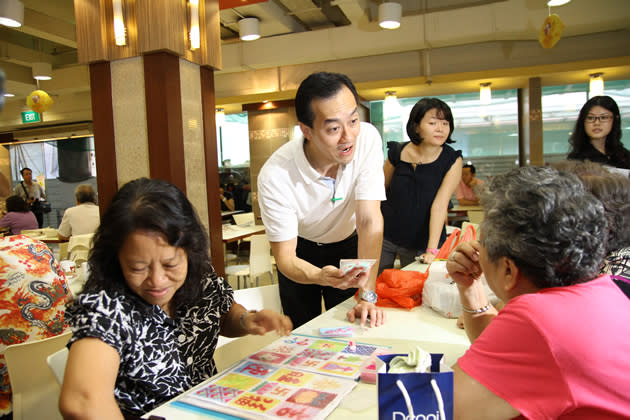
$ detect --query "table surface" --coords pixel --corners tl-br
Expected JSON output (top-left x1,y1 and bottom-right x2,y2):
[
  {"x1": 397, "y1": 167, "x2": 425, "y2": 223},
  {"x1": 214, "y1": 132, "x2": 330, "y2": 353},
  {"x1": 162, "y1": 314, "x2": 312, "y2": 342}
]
[
  {"x1": 450, "y1": 205, "x2": 483, "y2": 212},
  {"x1": 144, "y1": 261, "x2": 470, "y2": 420},
  {"x1": 221, "y1": 224, "x2": 265, "y2": 243}
]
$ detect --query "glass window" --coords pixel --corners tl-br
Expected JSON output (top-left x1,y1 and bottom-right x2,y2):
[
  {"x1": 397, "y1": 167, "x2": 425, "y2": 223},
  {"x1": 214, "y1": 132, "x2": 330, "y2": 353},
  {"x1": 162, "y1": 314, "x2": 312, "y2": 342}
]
[
  {"x1": 370, "y1": 89, "x2": 520, "y2": 180},
  {"x1": 542, "y1": 79, "x2": 630, "y2": 159},
  {"x1": 217, "y1": 112, "x2": 250, "y2": 168}
]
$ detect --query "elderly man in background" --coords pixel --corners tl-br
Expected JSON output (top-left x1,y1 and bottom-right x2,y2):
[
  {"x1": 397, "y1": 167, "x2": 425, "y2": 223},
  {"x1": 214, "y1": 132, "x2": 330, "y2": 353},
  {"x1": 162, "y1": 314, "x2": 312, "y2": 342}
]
[{"x1": 57, "y1": 184, "x2": 100, "y2": 240}]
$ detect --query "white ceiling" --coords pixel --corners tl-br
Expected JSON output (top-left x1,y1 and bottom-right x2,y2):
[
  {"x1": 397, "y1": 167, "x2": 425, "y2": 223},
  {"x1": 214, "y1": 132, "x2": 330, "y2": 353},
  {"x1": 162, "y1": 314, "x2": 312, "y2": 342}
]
[{"x1": 0, "y1": 0, "x2": 629, "y2": 127}]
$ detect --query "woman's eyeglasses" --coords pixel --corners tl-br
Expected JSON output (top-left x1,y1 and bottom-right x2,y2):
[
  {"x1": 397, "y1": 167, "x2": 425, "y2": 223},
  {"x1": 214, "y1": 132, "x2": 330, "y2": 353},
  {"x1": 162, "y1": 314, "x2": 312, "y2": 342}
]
[{"x1": 586, "y1": 114, "x2": 614, "y2": 124}]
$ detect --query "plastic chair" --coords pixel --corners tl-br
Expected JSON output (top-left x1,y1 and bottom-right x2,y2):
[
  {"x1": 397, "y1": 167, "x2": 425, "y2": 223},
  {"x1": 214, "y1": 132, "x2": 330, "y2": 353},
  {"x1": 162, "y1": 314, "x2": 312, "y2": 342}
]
[
  {"x1": 224, "y1": 234, "x2": 274, "y2": 289},
  {"x1": 214, "y1": 284, "x2": 283, "y2": 370},
  {"x1": 232, "y1": 212, "x2": 255, "y2": 226},
  {"x1": 232, "y1": 212, "x2": 255, "y2": 258},
  {"x1": 47, "y1": 347, "x2": 69, "y2": 385},
  {"x1": 467, "y1": 210, "x2": 484, "y2": 224},
  {"x1": 67, "y1": 233, "x2": 94, "y2": 262},
  {"x1": 3, "y1": 330, "x2": 72, "y2": 420}
]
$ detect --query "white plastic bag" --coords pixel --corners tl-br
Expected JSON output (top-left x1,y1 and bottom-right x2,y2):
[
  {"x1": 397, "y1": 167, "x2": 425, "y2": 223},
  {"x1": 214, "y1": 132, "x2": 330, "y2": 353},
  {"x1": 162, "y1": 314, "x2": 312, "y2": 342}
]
[{"x1": 422, "y1": 261, "x2": 498, "y2": 318}]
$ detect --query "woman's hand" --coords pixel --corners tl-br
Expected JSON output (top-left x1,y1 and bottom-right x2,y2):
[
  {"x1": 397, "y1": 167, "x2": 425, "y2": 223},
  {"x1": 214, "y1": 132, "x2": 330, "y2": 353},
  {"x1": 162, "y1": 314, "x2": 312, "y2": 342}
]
[
  {"x1": 242, "y1": 308, "x2": 292, "y2": 337},
  {"x1": 417, "y1": 252, "x2": 436, "y2": 264},
  {"x1": 446, "y1": 240, "x2": 483, "y2": 287}
]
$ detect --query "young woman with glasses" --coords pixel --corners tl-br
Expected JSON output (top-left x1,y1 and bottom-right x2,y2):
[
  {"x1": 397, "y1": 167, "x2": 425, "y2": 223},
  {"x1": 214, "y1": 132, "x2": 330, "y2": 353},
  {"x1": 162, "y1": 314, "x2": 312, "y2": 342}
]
[{"x1": 568, "y1": 95, "x2": 630, "y2": 169}]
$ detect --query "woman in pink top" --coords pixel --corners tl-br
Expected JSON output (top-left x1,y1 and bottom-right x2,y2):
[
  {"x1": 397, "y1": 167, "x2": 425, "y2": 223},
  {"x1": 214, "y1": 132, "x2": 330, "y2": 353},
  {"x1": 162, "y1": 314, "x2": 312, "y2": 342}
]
[
  {"x1": 446, "y1": 166, "x2": 630, "y2": 419},
  {"x1": 0, "y1": 195, "x2": 38, "y2": 235}
]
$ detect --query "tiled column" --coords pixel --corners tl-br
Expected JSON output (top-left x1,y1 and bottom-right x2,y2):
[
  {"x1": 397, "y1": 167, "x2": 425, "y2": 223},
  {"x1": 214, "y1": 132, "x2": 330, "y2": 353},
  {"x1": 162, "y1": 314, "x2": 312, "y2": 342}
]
[{"x1": 74, "y1": 0, "x2": 226, "y2": 274}]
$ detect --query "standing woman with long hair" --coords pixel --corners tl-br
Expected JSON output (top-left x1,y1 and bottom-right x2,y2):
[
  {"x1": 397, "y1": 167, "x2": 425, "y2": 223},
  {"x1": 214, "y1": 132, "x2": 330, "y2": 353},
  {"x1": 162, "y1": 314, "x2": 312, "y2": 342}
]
[
  {"x1": 378, "y1": 98, "x2": 462, "y2": 273},
  {"x1": 568, "y1": 95, "x2": 630, "y2": 169}
]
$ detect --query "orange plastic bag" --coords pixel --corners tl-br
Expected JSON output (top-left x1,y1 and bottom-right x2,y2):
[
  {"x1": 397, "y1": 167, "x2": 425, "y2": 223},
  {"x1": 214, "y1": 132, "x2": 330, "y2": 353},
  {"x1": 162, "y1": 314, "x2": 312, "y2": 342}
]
[
  {"x1": 459, "y1": 224, "x2": 477, "y2": 243},
  {"x1": 435, "y1": 228, "x2": 461, "y2": 260},
  {"x1": 374, "y1": 269, "x2": 429, "y2": 309}
]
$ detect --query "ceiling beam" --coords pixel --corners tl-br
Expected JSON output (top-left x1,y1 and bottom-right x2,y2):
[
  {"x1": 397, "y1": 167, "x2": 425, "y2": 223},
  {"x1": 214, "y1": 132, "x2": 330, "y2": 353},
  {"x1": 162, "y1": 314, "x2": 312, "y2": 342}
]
[{"x1": 19, "y1": 8, "x2": 77, "y2": 48}]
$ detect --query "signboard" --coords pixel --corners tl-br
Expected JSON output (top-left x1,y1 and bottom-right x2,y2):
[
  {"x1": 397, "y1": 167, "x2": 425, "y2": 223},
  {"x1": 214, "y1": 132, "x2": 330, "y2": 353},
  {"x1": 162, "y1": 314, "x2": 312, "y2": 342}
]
[{"x1": 21, "y1": 110, "x2": 40, "y2": 123}]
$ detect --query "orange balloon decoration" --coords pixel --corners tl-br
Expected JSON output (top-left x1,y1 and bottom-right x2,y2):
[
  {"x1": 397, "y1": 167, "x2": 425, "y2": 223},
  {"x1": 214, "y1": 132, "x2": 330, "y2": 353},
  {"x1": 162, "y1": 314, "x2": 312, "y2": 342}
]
[
  {"x1": 26, "y1": 90, "x2": 53, "y2": 113},
  {"x1": 539, "y1": 14, "x2": 565, "y2": 49}
]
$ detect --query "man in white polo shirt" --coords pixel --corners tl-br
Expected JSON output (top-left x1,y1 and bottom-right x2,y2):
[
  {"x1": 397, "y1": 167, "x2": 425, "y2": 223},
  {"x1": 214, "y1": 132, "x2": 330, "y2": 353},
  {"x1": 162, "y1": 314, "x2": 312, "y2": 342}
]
[{"x1": 258, "y1": 72, "x2": 386, "y2": 328}]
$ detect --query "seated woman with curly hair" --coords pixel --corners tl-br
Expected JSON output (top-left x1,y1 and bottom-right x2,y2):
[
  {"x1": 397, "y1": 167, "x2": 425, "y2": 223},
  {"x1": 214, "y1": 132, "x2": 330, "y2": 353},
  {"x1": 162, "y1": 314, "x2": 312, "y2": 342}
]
[
  {"x1": 59, "y1": 178, "x2": 292, "y2": 419},
  {"x1": 446, "y1": 166, "x2": 630, "y2": 419}
]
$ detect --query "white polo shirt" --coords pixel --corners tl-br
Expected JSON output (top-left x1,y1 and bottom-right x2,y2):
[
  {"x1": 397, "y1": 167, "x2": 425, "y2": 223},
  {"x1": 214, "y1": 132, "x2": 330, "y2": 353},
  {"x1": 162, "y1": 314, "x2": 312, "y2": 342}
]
[{"x1": 258, "y1": 122, "x2": 386, "y2": 244}]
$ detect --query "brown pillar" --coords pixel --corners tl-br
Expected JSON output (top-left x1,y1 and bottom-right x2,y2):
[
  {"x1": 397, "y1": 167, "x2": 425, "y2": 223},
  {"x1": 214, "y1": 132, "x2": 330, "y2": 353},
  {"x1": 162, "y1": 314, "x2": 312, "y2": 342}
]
[
  {"x1": 74, "y1": 0, "x2": 224, "y2": 269},
  {"x1": 89, "y1": 62, "x2": 118, "y2": 213},
  {"x1": 528, "y1": 77, "x2": 544, "y2": 166}
]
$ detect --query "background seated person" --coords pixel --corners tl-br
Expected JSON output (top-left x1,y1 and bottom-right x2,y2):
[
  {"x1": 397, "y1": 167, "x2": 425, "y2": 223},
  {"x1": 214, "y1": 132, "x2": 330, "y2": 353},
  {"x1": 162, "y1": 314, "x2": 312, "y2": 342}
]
[
  {"x1": 554, "y1": 160, "x2": 630, "y2": 287},
  {"x1": 0, "y1": 235, "x2": 69, "y2": 419},
  {"x1": 59, "y1": 178, "x2": 292, "y2": 419},
  {"x1": 219, "y1": 186, "x2": 235, "y2": 212},
  {"x1": 0, "y1": 195, "x2": 38, "y2": 235},
  {"x1": 57, "y1": 184, "x2": 100, "y2": 240},
  {"x1": 446, "y1": 166, "x2": 630, "y2": 418},
  {"x1": 455, "y1": 163, "x2": 484, "y2": 206}
]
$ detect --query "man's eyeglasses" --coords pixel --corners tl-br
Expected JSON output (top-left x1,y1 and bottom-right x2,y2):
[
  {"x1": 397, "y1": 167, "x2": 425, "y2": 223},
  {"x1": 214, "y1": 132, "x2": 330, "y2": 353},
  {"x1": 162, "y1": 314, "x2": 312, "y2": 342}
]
[{"x1": 586, "y1": 114, "x2": 614, "y2": 124}]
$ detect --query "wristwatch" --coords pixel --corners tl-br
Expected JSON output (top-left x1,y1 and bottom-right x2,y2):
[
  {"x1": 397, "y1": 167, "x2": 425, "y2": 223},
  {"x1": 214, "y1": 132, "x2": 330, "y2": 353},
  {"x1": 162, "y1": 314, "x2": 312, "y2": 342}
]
[{"x1": 359, "y1": 290, "x2": 378, "y2": 304}]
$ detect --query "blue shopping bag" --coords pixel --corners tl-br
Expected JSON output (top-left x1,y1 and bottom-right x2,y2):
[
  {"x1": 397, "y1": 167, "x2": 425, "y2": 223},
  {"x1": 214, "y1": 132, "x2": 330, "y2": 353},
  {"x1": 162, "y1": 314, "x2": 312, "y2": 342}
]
[{"x1": 377, "y1": 353, "x2": 453, "y2": 420}]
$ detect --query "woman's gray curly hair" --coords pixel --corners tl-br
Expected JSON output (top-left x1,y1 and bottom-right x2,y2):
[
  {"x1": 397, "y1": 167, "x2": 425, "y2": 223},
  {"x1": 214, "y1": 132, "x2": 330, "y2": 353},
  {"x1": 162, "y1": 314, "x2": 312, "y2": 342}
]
[{"x1": 479, "y1": 166, "x2": 607, "y2": 289}]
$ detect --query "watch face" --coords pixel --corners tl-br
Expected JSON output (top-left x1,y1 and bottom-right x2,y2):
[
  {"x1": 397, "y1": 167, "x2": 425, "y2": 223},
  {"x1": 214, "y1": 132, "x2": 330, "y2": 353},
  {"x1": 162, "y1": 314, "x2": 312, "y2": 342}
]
[{"x1": 361, "y1": 290, "x2": 377, "y2": 303}]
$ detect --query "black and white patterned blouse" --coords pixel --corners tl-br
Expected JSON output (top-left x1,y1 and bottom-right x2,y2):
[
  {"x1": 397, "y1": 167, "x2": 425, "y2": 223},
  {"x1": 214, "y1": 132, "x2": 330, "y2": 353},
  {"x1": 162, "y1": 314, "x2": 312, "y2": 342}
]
[
  {"x1": 602, "y1": 247, "x2": 630, "y2": 280},
  {"x1": 66, "y1": 271, "x2": 234, "y2": 416}
]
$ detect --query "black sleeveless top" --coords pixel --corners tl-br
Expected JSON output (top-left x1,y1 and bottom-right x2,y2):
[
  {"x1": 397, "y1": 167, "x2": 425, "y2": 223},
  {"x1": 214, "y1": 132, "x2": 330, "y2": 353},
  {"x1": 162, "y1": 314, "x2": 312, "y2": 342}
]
[{"x1": 381, "y1": 141, "x2": 462, "y2": 249}]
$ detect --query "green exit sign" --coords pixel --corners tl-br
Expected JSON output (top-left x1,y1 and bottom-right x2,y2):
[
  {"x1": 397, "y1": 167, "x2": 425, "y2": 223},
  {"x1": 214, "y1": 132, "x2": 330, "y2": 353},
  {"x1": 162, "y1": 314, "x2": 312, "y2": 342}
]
[{"x1": 21, "y1": 110, "x2": 40, "y2": 123}]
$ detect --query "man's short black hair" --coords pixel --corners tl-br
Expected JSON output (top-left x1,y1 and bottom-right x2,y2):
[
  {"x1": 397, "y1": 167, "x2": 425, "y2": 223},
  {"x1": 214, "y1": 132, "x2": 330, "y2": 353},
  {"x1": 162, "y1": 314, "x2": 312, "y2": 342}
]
[
  {"x1": 295, "y1": 72, "x2": 359, "y2": 128},
  {"x1": 20, "y1": 167, "x2": 32, "y2": 176},
  {"x1": 463, "y1": 164, "x2": 476, "y2": 174}
]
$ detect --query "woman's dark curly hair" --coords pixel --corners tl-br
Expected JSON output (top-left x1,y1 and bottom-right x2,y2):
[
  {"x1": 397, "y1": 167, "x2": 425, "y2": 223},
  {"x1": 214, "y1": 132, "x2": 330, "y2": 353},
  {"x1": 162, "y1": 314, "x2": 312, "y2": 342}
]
[
  {"x1": 5, "y1": 195, "x2": 29, "y2": 213},
  {"x1": 568, "y1": 96, "x2": 624, "y2": 163},
  {"x1": 83, "y1": 178, "x2": 212, "y2": 311},
  {"x1": 406, "y1": 98, "x2": 455, "y2": 145},
  {"x1": 480, "y1": 166, "x2": 607, "y2": 289}
]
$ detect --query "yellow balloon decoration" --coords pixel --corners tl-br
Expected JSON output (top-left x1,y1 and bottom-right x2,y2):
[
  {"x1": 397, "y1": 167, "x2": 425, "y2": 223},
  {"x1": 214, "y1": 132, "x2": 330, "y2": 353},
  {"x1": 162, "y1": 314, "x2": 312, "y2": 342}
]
[
  {"x1": 539, "y1": 14, "x2": 565, "y2": 49},
  {"x1": 26, "y1": 90, "x2": 53, "y2": 113}
]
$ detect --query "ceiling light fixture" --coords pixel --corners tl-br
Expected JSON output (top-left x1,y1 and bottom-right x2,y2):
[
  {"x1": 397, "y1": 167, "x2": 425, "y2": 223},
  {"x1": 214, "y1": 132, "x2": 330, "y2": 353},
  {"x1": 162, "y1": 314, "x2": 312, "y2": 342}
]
[
  {"x1": 384, "y1": 91, "x2": 397, "y2": 103},
  {"x1": 239, "y1": 17, "x2": 260, "y2": 41},
  {"x1": 32, "y1": 62, "x2": 52, "y2": 81},
  {"x1": 189, "y1": 0, "x2": 200, "y2": 50},
  {"x1": 547, "y1": 0, "x2": 571, "y2": 6},
  {"x1": 589, "y1": 73, "x2": 604, "y2": 98},
  {"x1": 479, "y1": 82, "x2": 492, "y2": 105},
  {"x1": 3, "y1": 93, "x2": 15, "y2": 97},
  {"x1": 216, "y1": 107, "x2": 225, "y2": 125},
  {"x1": 113, "y1": 0, "x2": 126, "y2": 46},
  {"x1": 379, "y1": 2, "x2": 402, "y2": 30},
  {"x1": 0, "y1": 0, "x2": 24, "y2": 28}
]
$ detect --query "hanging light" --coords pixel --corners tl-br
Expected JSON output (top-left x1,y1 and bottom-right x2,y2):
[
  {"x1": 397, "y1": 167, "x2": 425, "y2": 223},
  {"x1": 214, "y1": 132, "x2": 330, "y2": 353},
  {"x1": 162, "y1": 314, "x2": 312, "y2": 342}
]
[
  {"x1": 547, "y1": 0, "x2": 571, "y2": 6},
  {"x1": 384, "y1": 91, "x2": 397, "y2": 103},
  {"x1": 379, "y1": 2, "x2": 402, "y2": 29},
  {"x1": 32, "y1": 62, "x2": 52, "y2": 81},
  {"x1": 589, "y1": 73, "x2": 604, "y2": 98},
  {"x1": 239, "y1": 17, "x2": 260, "y2": 41},
  {"x1": 383, "y1": 91, "x2": 401, "y2": 117},
  {"x1": 189, "y1": 0, "x2": 200, "y2": 50},
  {"x1": 113, "y1": 0, "x2": 126, "y2": 46},
  {"x1": 216, "y1": 108, "x2": 225, "y2": 126},
  {"x1": 479, "y1": 82, "x2": 492, "y2": 105},
  {"x1": 0, "y1": 0, "x2": 24, "y2": 28}
]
